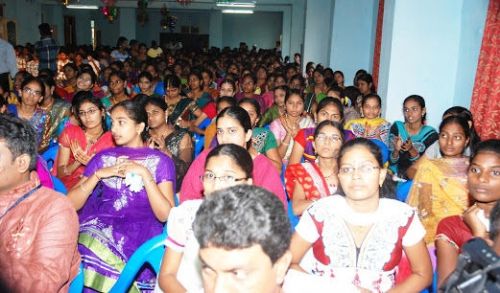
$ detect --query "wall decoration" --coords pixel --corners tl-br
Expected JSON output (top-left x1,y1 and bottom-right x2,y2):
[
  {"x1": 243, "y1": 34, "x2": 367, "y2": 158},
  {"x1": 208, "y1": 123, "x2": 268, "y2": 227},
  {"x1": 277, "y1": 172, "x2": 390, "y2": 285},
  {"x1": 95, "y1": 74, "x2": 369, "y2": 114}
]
[
  {"x1": 137, "y1": 0, "x2": 149, "y2": 26},
  {"x1": 160, "y1": 4, "x2": 177, "y2": 32},
  {"x1": 176, "y1": 0, "x2": 193, "y2": 6},
  {"x1": 101, "y1": 0, "x2": 118, "y2": 22}
]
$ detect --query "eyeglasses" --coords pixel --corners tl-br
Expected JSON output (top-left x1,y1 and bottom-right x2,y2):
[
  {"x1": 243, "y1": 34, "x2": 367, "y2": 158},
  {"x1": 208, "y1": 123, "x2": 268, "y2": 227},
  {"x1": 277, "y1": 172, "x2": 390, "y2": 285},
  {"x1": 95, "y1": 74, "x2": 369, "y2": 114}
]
[
  {"x1": 338, "y1": 164, "x2": 380, "y2": 175},
  {"x1": 315, "y1": 134, "x2": 342, "y2": 143},
  {"x1": 78, "y1": 108, "x2": 99, "y2": 117},
  {"x1": 200, "y1": 173, "x2": 248, "y2": 184},
  {"x1": 23, "y1": 87, "x2": 42, "y2": 96}
]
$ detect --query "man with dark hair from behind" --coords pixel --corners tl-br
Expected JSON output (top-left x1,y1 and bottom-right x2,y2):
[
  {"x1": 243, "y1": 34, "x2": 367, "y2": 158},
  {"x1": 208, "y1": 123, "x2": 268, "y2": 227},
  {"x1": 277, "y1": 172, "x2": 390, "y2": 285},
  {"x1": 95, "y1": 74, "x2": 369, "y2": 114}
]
[
  {"x1": 193, "y1": 185, "x2": 292, "y2": 293},
  {"x1": 35, "y1": 23, "x2": 58, "y2": 73},
  {"x1": 0, "y1": 114, "x2": 80, "y2": 292}
]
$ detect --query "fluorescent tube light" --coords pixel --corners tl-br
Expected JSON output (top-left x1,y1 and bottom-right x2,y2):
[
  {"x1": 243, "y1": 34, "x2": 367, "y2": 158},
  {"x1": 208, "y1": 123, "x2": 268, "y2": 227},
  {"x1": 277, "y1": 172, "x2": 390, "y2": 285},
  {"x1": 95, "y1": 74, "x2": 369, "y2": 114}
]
[
  {"x1": 66, "y1": 4, "x2": 99, "y2": 9},
  {"x1": 222, "y1": 9, "x2": 254, "y2": 14},
  {"x1": 217, "y1": 2, "x2": 255, "y2": 8}
]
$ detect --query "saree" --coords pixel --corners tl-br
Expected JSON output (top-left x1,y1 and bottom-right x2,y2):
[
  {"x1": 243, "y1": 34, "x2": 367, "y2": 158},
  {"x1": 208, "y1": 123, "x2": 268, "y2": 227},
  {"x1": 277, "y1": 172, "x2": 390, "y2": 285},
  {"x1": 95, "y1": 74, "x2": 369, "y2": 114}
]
[
  {"x1": 406, "y1": 156, "x2": 470, "y2": 245},
  {"x1": 165, "y1": 129, "x2": 191, "y2": 192},
  {"x1": 194, "y1": 92, "x2": 216, "y2": 119},
  {"x1": 294, "y1": 127, "x2": 355, "y2": 163},
  {"x1": 269, "y1": 115, "x2": 315, "y2": 163},
  {"x1": 57, "y1": 124, "x2": 115, "y2": 189},
  {"x1": 78, "y1": 147, "x2": 175, "y2": 292},
  {"x1": 344, "y1": 117, "x2": 391, "y2": 146},
  {"x1": 259, "y1": 104, "x2": 281, "y2": 127},
  {"x1": 40, "y1": 98, "x2": 71, "y2": 151},
  {"x1": 285, "y1": 162, "x2": 337, "y2": 201},
  {"x1": 166, "y1": 97, "x2": 196, "y2": 126},
  {"x1": 7, "y1": 105, "x2": 50, "y2": 152}
]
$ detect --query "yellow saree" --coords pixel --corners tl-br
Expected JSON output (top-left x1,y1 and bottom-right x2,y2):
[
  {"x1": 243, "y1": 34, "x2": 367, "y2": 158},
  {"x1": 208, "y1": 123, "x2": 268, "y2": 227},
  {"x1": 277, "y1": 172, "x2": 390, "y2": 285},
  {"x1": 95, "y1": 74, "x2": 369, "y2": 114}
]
[{"x1": 407, "y1": 156, "x2": 470, "y2": 245}]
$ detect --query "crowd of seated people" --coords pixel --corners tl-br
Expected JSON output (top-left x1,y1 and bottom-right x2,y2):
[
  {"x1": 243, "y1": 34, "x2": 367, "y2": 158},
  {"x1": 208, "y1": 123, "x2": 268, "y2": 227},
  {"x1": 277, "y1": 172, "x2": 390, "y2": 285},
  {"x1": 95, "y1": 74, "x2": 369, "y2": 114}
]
[{"x1": 0, "y1": 36, "x2": 498, "y2": 292}]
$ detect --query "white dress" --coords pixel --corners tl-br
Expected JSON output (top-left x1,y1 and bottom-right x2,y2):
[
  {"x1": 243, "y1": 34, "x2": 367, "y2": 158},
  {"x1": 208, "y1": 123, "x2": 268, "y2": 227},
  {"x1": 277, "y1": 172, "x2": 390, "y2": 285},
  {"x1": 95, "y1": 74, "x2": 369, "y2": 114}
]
[
  {"x1": 295, "y1": 195, "x2": 425, "y2": 292},
  {"x1": 154, "y1": 200, "x2": 204, "y2": 293}
]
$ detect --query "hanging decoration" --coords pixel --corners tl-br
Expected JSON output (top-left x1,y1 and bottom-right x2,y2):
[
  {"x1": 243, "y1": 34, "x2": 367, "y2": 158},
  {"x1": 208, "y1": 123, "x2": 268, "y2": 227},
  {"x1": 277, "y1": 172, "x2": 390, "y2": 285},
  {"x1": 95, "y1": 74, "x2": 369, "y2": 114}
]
[
  {"x1": 176, "y1": 0, "x2": 193, "y2": 6},
  {"x1": 160, "y1": 5, "x2": 177, "y2": 32},
  {"x1": 101, "y1": 0, "x2": 118, "y2": 22},
  {"x1": 137, "y1": 0, "x2": 149, "y2": 26}
]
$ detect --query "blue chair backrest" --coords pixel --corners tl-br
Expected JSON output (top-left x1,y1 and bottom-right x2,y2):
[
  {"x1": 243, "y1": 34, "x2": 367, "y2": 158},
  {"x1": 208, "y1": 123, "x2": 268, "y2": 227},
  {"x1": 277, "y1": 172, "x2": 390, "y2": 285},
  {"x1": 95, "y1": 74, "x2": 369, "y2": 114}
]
[
  {"x1": 52, "y1": 176, "x2": 68, "y2": 195},
  {"x1": 288, "y1": 200, "x2": 299, "y2": 231},
  {"x1": 69, "y1": 263, "x2": 84, "y2": 293},
  {"x1": 109, "y1": 233, "x2": 167, "y2": 293},
  {"x1": 41, "y1": 143, "x2": 59, "y2": 172},
  {"x1": 193, "y1": 133, "x2": 205, "y2": 158}
]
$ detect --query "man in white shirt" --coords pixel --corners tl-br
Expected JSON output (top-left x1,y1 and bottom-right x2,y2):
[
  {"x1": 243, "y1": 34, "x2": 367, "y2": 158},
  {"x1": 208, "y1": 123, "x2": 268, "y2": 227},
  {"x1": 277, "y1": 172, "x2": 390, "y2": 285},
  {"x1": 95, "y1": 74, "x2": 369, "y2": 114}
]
[{"x1": 0, "y1": 37, "x2": 17, "y2": 93}]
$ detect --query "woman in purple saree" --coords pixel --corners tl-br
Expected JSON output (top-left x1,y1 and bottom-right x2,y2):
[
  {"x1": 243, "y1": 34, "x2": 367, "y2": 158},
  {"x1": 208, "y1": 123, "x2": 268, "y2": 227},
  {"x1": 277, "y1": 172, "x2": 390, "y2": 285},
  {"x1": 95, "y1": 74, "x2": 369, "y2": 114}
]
[{"x1": 68, "y1": 100, "x2": 175, "y2": 292}]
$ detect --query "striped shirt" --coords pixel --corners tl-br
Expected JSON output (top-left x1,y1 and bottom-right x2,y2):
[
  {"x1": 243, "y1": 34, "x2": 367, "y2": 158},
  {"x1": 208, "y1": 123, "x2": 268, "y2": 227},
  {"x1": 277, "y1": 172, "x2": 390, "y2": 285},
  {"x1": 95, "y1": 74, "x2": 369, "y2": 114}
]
[{"x1": 35, "y1": 37, "x2": 59, "y2": 73}]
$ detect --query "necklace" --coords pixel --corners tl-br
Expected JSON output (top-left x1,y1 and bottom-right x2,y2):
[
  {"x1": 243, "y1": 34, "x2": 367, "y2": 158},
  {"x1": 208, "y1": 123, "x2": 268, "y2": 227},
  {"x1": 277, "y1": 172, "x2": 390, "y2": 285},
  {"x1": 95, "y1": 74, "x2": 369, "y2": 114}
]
[
  {"x1": 86, "y1": 129, "x2": 104, "y2": 146},
  {"x1": 0, "y1": 185, "x2": 41, "y2": 221}
]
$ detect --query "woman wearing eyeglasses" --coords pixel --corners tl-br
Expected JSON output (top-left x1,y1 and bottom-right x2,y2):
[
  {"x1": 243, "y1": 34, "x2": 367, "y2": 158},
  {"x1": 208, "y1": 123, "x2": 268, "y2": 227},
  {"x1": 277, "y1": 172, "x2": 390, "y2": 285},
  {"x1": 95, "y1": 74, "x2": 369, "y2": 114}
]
[
  {"x1": 290, "y1": 138, "x2": 432, "y2": 292},
  {"x1": 158, "y1": 144, "x2": 253, "y2": 292},
  {"x1": 56, "y1": 91, "x2": 114, "y2": 189},
  {"x1": 180, "y1": 106, "x2": 286, "y2": 206},
  {"x1": 285, "y1": 120, "x2": 343, "y2": 216},
  {"x1": 7, "y1": 76, "x2": 50, "y2": 151}
]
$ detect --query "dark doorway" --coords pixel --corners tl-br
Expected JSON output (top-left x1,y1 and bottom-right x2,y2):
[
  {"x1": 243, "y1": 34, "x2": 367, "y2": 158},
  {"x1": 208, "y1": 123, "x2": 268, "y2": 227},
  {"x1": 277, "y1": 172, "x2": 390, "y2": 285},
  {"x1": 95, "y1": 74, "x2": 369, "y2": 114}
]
[{"x1": 63, "y1": 15, "x2": 76, "y2": 46}]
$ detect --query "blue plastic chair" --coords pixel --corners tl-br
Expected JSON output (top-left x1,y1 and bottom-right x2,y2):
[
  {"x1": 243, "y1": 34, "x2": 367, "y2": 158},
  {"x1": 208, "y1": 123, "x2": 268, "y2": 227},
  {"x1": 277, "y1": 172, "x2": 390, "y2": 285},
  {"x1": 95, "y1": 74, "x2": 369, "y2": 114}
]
[
  {"x1": 288, "y1": 200, "x2": 299, "y2": 231},
  {"x1": 109, "y1": 233, "x2": 167, "y2": 293},
  {"x1": 69, "y1": 263, "x2": 84, "y2": 293},
  {"x1": 396, "y1": 180, "x2": 413, "y2": 202},
  {"x1": 52, "y1": 176, "x2": 68, "y2": 195},
  {"x1": 41, "y1": 143, "x2": 59, "y2": 172},
  {"x1": 192, "y1": 117, "x2": 212, "y2": 157},
  {"x1": 193, "y1": 133, "x2": 205, "y2": 158}
]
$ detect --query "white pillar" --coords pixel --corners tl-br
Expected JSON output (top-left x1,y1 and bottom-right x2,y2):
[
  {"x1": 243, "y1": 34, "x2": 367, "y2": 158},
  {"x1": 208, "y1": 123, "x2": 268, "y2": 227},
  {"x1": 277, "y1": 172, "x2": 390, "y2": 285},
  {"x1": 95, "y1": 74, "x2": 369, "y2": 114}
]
[
  {"x1": 378, "y1": 0, "x2": 488, "y2": 128},
  {"x1": 302, "y1": 0, "x2": 334, "y2": 67},
  {"x1": 329, "y1": 0, "x2": 378, "y2": 84}
]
